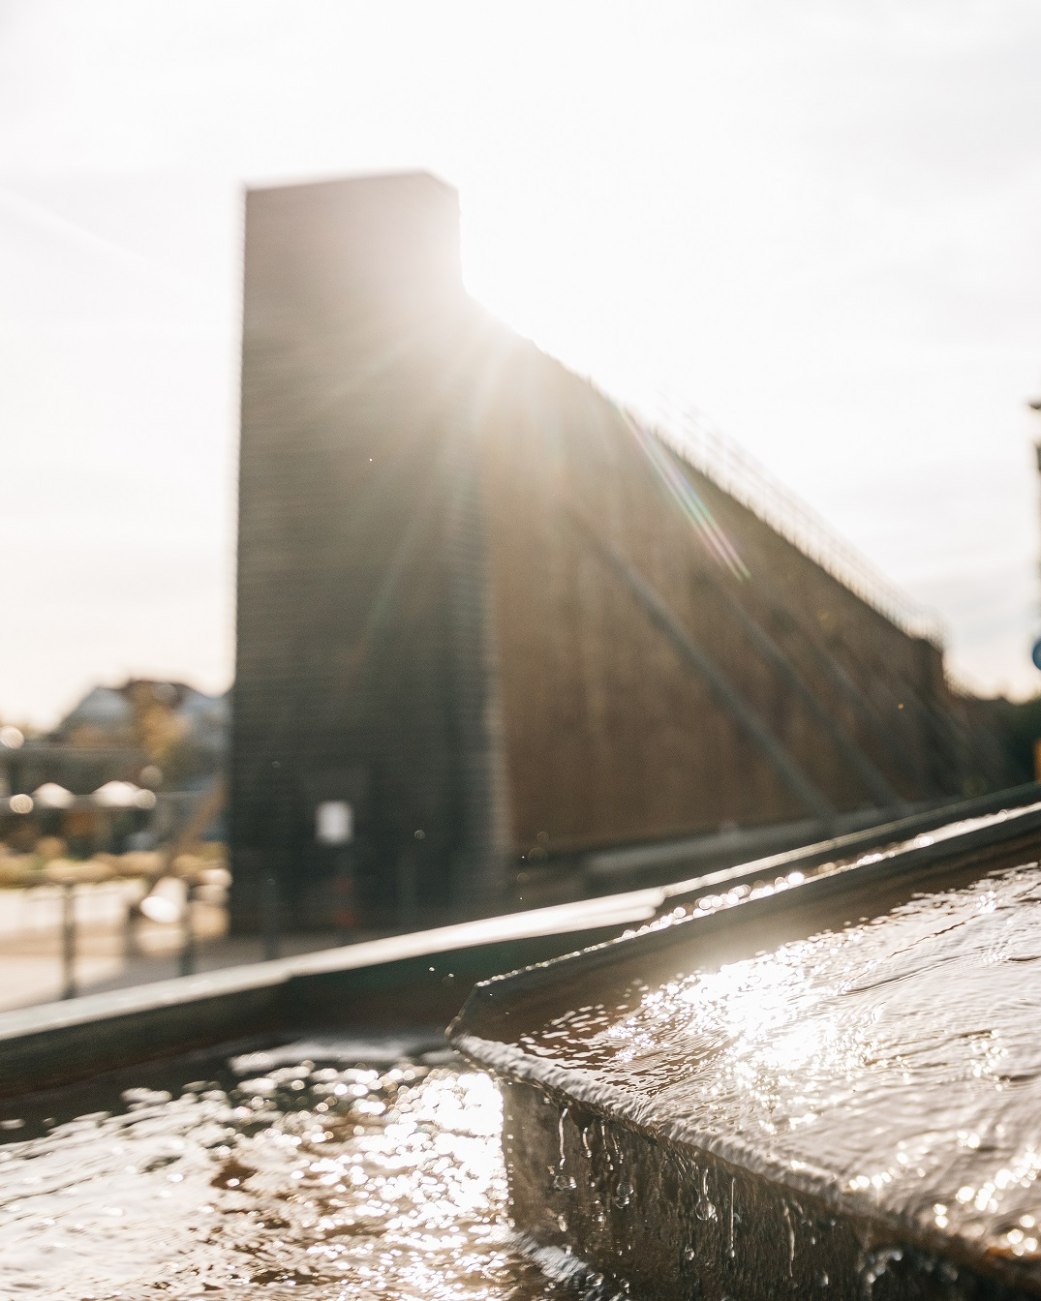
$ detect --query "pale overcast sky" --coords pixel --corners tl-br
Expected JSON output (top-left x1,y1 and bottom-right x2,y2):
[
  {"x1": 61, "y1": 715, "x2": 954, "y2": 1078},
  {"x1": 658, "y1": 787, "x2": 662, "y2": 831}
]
[{"x1": 2, "y1": 0, "x2": 1041, "y2": 727}]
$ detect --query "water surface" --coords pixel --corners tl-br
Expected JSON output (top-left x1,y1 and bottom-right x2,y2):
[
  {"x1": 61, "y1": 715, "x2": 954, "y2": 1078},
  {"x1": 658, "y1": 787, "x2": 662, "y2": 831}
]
[{"x1": 0, "y1": 1039, "x2": 605, "y2": 1300}]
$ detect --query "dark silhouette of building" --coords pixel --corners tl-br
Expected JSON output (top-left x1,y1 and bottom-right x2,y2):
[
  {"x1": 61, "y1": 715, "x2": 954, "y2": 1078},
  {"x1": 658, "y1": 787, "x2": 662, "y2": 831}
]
[{"x1": 231, "y1": 172, "x2": 1014, "y2": 933}]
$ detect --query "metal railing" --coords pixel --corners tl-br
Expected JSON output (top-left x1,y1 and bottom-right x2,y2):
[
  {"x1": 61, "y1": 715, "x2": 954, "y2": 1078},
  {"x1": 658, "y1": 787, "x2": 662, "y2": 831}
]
[{"x1": 636, "y1": 399, "x2": 944, "y2": 646}]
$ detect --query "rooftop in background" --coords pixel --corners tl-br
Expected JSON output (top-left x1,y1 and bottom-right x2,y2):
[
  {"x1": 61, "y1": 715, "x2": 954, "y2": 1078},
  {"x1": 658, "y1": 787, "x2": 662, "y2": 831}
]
[
  {"x1": 1, "y1": 679, "x2": 228, "y2": 801},
  {"x1": 50, "y1": 679, "x2": 228, "y2": 748}
]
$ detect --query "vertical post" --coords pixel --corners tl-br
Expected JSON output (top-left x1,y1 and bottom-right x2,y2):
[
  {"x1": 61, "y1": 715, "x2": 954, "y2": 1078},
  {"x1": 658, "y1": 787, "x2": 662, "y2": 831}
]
[
  {"x1": 335, "y1": 848, "x2": 357, "y2": 943},
  {"x1": 1030, "y1": 402, "x2": 1041, "y2": 704},
  {"x1": 316, "y1": 801, "x2": 354, "y2": 942},
  {"x1": 262, "y1": 872, "x2": 280, "y2": 961},
  {"x1": 61, "y1": 881, "x2": 77, "y2": 1000},
  {"x1": 1033, "y1": 414, "x2": 1041, "y2": 596},
  {"x1": 394, "y1": 846, "x2": 417, "y2": 934},
  {"x1": 179, "y1": 881, "x2": 196, "y2": 977}
]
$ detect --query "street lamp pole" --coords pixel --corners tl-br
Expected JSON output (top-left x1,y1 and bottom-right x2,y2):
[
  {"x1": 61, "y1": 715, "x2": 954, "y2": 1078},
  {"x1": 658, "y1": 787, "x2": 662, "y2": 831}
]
[
  {"x1": 1030, "y1": 398, "x2": 1041, "y2": 780},
  {"x1": 1032, "y1": 398, "x2": 1041, "y2": 607}
]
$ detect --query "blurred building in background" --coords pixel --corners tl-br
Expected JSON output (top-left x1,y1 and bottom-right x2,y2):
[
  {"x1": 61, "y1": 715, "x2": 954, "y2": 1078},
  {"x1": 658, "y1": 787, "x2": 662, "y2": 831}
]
[
  {"x1": 0, "y1": 679, "x2": 227, "y2": 852},
  {"x1": 232, "y1": 173, "x2": 1021, "y2": 934}
]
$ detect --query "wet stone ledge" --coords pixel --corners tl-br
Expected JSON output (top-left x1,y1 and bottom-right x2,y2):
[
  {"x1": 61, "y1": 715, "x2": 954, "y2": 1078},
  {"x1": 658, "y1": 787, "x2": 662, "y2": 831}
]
[
  {"x1": 454, "y1": 803, "x2": 1041, "y2": 1301},
  {"x1": 503, "y1": 1080, "x2": 1037, "y2": 1301}
]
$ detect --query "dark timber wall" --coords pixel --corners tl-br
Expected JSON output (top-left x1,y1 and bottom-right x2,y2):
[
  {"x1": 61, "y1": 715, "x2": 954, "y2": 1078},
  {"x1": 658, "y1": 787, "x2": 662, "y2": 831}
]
[
  {"x1": 473, "y1": 348, "x2": 958, "y2": 854},
  {"x1": 231, "y1": 172, "x2": 1009, "y2": 931}
]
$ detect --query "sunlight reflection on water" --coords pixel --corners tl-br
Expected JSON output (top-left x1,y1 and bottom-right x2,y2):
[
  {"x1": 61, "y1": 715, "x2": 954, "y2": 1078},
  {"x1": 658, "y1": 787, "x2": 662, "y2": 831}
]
[
  {"x1": 519, "y1": 862, "x2": 1041, "y2": 1267},
  {"x1": 0, "y1": 1054, "x2": 600, "y2": 1300}
]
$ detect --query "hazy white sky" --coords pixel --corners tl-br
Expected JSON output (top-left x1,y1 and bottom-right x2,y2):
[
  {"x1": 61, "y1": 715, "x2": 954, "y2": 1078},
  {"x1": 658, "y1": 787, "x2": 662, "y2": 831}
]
[{"x1": 2, "y1": 0, "x2": 1041, "y2": 727}]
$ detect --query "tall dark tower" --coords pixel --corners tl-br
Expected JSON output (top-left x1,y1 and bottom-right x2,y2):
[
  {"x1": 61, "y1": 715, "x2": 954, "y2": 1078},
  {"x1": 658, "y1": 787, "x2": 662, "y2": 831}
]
[{"x1": 231, "y1": 173, "x2": 509, "y2": 932}]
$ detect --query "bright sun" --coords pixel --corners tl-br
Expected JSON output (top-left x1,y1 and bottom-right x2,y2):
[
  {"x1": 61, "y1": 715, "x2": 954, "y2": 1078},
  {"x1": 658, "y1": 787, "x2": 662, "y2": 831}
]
[{"x1": 458, "y1": 185, "x2": 681, "y2": 416}]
